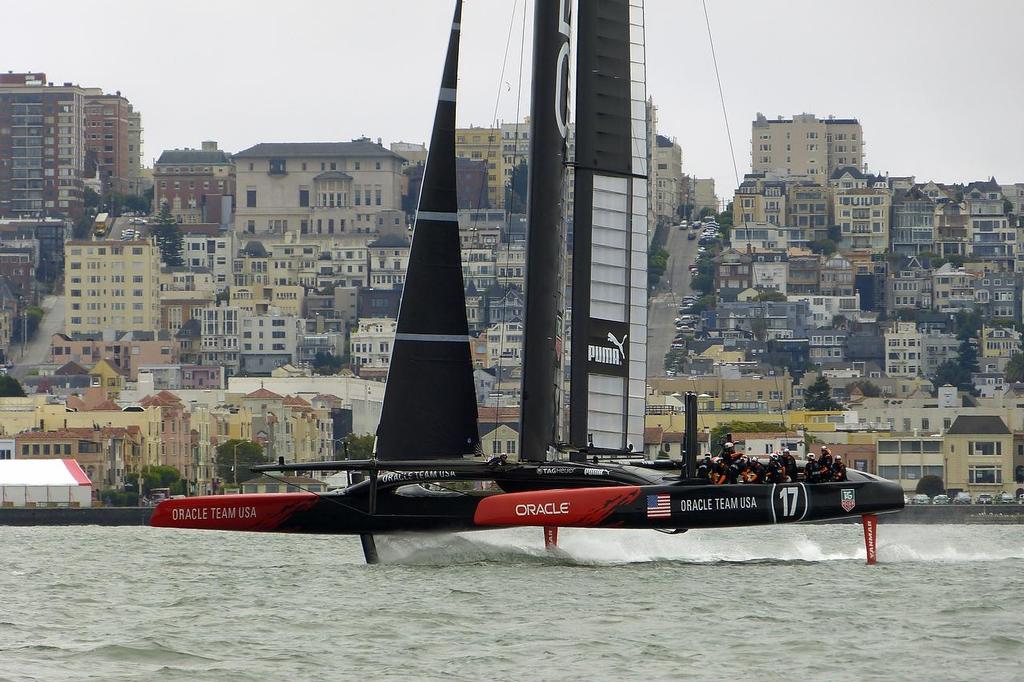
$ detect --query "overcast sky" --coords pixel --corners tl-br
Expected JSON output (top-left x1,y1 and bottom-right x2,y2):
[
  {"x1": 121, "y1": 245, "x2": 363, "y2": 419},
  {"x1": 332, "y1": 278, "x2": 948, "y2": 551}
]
[{"x1": 6, "y1": 0, "x2": 1023, "y2": 198}]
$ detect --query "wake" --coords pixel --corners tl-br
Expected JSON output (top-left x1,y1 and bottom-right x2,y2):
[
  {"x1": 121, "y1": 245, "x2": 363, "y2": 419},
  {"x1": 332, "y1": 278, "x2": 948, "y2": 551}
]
[{"x1": 374, "y1": 524, "x2": 1024, "y2": 566}]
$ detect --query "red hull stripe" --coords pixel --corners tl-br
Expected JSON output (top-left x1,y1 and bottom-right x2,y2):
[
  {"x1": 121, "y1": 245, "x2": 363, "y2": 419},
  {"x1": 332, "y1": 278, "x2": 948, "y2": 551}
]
[
  {"x1": 474, "y1": 487, "x2": 642, "y2": 527},
  {"x1": 149, "y1": 493, "x2": 319, "y2": 531}
]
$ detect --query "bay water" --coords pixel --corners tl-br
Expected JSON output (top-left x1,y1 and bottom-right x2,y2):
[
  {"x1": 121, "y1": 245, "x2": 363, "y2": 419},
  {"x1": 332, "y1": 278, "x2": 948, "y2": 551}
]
[{"x1": 2, "y1": 524, "x2": 1023, "y2": 681}]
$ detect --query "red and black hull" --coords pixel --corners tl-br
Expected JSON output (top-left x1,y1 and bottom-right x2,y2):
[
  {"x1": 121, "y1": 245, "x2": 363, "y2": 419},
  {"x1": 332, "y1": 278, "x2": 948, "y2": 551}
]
[{"x1": 151, "y1": 470, "x2": 903, "y2": 534}]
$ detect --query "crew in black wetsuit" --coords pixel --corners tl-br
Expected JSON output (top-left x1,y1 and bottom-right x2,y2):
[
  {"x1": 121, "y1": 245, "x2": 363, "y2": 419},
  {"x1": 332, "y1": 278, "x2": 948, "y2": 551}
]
[
  {"x1": 831, "y1": 455, "x2": 848, "y2": 482},
  {"x1": 764, "y1": 454, "x2": 785, "y2": 483},
  {"x1": 696, "y1": 455, "x2": 712, "y2": 480},
  {"x1": 711, "y1": 457, "x2": 730, "y2": 485},
  {"x1": 804, "y1": 453, "x2": 819, "y2": 483},
  {"x1": 487, "y1": 453, "x2": 509, "y2": 466},
  {"x1": 781, "y1": 449, "x2": 798, "y2": 482},
  {"x1": 817, "y1": 446, "x2": 834, "y2": 482}
]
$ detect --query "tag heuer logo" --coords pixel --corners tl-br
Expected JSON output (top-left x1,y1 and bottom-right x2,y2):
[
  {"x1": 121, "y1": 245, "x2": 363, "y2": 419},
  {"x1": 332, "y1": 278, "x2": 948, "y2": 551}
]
[{"x1": 841, "y1": 488, "x2": 856, "y2": 512}]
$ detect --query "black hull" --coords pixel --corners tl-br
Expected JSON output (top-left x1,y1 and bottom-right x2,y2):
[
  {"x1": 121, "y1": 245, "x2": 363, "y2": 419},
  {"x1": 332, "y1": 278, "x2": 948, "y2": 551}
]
[{"x1": 152, "y1": 464, "x2": 903, "y2": 535}]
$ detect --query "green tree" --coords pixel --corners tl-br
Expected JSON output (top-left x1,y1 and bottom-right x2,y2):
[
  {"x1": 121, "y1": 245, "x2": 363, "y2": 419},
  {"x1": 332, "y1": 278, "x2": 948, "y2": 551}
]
[
  {"x1": 915, "y1": 475, "x2": 945, "y2": 498},
  {"x1": 1006, "y1": 353, "x2": 1024, "y2": 383},
  {"x1": 0, "y1": 375, "x2": 27, "y2": 397},
  {"x1": 505, "y1": 160, "x2": 529, "y2": 213},
  {"x1": 152, "y1": 203, "x2": 184, "y2": 266},
  {"x1": 648, "y1": 246, "x2": 669, "y2": 288},
  {"x1": 83, "y1": 186, "x2": 101, "y2": 211},
  {"x1": 846, "y1": 380, "x2": 881, "y2": 397},
  {"x1": 754, "y1": 290, "x2": 787, "y2": 302},
  {"x1": 215, "y1": 439, "x2": 266, "y2": 485},
  {"x1": 808, "y1": 239, "x2": 837, "y2": 256},
  {"x1": 932, "y1": 360, "x2": 969, "y2": 392},
  {"x1": 342, "y1": 433, "x2": 375, "y2": 459},
  {"x1": 312, "y1": 351, "x2": 345, "y2": 375},
  {"x1": 803, "y1": 375, "x2": 841, "y2": 410},
  {"x1": 958, "y1": 337, "x2": 980, "y2": 374},
  {"x1": 954, "y1": 310, "x2": 982, "y2": 341},
  {"x1": 708, "y1": 421, "x2": 787, "y2": 454},
  {"x1": 749, "y1": 316, "x2": 768, "y2": 341},
  {"x1": 136, "y1": 465, "x2": 185, "y2": 495},
  {"x1": 121, "y1": 193, "x2": 150, "y2": 214}
]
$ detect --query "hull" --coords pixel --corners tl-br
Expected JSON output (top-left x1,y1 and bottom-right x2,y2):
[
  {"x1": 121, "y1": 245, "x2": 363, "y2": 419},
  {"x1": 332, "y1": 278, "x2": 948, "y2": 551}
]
[{"x1": 150, "y1": 473, "x2": 903, "y2": 534}]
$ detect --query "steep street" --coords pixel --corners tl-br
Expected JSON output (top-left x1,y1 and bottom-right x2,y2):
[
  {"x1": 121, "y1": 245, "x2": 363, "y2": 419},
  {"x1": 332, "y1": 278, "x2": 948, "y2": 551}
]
[
  {"x1": 647, "y1": 224, "x2": 702, "y2": 373},
  {"x1": 10, "y1": 295, "x2": 65, "y2": 379}
]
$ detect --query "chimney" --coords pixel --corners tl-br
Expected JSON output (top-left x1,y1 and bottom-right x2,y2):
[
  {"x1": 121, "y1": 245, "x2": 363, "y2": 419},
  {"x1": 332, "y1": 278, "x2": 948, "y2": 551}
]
[{"x1": 201, "y1": 141, "x2": 218, "y2": 151}]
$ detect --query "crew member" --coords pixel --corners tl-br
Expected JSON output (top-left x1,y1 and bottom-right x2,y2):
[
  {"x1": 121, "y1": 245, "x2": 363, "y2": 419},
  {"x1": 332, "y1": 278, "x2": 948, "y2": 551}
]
[
  {"x1": 817, "y1": 446, "x2": 834, "y2": 482},
  {"x1": 764, "y1": 454, "x2": 785, "y2": 483},
  {"x1": 831, "y1": 455, "x2": 848, "y2": 482},
  {"x1": 487, "y1": 453, "x2": 509, "y2": 466},
  {"x1": 710, "y1": 457, "x2": 730, "y2": 485},
  {"x1": 696, "y1": 455, "x2": 712, "y2": 480},
  {"x1": 781, "y1": 449, "x2": 798, "y2": 482},
  {"x1": 804, "y1": 452, "x2": 819, "y2": 483}
]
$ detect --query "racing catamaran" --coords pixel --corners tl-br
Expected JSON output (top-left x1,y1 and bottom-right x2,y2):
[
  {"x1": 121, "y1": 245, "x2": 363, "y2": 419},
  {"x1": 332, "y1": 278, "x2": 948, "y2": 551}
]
[{"x1": 151, "y1": 0, "x2": 903, "y2": 563}]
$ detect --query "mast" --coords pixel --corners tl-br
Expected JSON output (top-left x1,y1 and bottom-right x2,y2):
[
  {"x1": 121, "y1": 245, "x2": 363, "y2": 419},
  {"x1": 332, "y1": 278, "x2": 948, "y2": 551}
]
[
  {"x1": 519, "y1": 0, "x2": 572, "y2": 461},
  {"x1": 569, "y1": 0, "x2": 649, "y2": 451},
  {"x1": 375, "y1": 0, "x2": 479, "y2": 460}
]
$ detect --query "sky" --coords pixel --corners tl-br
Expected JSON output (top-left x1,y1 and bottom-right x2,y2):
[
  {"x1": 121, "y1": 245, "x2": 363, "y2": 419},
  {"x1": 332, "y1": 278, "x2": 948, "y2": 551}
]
[{"x1": 4, "y1": 0, "x2": 1023, "y2": 199}]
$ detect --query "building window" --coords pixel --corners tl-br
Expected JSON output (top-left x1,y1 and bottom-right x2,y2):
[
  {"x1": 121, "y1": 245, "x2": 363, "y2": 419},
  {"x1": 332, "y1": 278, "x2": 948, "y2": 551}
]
[
  {"x1": 246, "y1": 190, "x2": 256, "y2": 208},
  {"x1": 299, "y1": 189, "x2": 309, "y2": 207},
  {"x1": 969, "y1": 466, "x2": 1002, "y2": 484}
]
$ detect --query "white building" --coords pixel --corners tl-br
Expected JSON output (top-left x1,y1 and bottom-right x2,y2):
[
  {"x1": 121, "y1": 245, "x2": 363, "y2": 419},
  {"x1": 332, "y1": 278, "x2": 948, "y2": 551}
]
[
  {"x1": 884, "y1": 322, "x2": 922, "y2": 378},
  {"x1": 483, "y1": 321, "x2": 523, "y2": 366},
  {"x1": 238, "y1": 308, "x2": 304, "y2": 374},
  {"x1": 351, "y1": 318, "x2": 397, "y2": 377},
  {"x1": 367, "y1": 235, "x2": 410, "y2": 290},
  {"x1": 788, "y1": 293, "x2": 861, "y2": 327}
]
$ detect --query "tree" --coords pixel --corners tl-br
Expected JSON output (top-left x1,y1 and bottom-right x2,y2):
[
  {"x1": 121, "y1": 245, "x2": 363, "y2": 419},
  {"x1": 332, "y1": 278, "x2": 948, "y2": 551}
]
[
  {"x1": 312, "y1": 351, "x2": 345, "y2": 375},
  {"x1": 846, "y1": 380, "x2": 881, "y2": 398},
  {"x1": 754, "y1": 290, "x2": 787, "y2": 303},
  {"x1": 505, "y1": 161, "x2": 529, "y2": 213},
  {"x1": 957, "y1": 336, "x2": 980, "y2": 375},
  {"x1": 152, "y1": 203, "x2": 184, "y2": 266},
  {"x1": 342, "y1": 433, "x2": 375, "y2": 459},
  {"x1": 803, "y1": 375, "x2": 841, "y2": 410},
  {"x1": 0, "y1": 376, "x2": 26, "y2": 397},
  {"x1": 1006, "y1": 353, "x2": 1024, "y2": 383},
  {"x1": 709, "y1": 421, "x2": 787, "y2": 454},
  {"x1": 808, "y1": 239, "x2": 837, "y2": 256},
  {"x1": 136, "y1": 465, "x2": 186, "y2": 496},
  {"x1": 121, "y1": 193, "x2": 150, "y2": 215},
  {"x1": 749, "y1": 316, "x2": 768, "y2": 342},
  {"x1": 932, "y1": 360, "x2": 969, "y2": 392},
  {"x1": 915, "y1": 475, "x2": 945, "y2": 498},
  {"x1": 954, "y1": 310, "x2": 982, "y2": 341},
  {"x1": 83, "y1": 186, "x2": 101, "y2": 211},
  {"x1": 215, "y1": 439, "x2": 266, "y2": 485}
]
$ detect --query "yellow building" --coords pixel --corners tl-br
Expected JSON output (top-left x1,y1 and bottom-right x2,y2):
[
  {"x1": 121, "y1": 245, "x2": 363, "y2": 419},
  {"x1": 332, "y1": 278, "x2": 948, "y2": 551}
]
[
  {"x1": 943, "y1": 415, "x2": 1014, "y2": 497},
  {"x1": 88, "y1": 359, "x2": 127, "y2": 399},
  {"x1": 456, "y1": 126, "x2": 505, "y2": 209},
  {"x1": 979, "y1": 325, "x2": 1021, "y2": 372},
  {"x1": 229, "y1": 284, "x2": 304, "y2": 316},
  {"x1": 65, "y1": 240, "x2": 160, "y2": 335},
  {"x1": 481, "y1": 423, "x2": 520, "y2": 462}
]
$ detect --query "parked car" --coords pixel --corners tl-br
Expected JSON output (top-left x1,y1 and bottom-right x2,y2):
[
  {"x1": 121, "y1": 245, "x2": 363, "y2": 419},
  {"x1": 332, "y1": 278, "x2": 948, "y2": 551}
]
[
  {"x1": 687, "y1": 231, "x2": 696, "y2": 240},
  {"x1": 996, "y1": 492, "x2": 1015, "y2": 504},
  {"x1": 953, "y1": 492, "x2": 972, "y2": 505},
  {"x1": 976, "y1": 493, "x2": 993, "y2": 505},
  {"x1": 932, "y1": 494, "x2": 951, "y2": 505},
  {"x1": 912, "y1": 494, "x2": 931, "y2": 505}
]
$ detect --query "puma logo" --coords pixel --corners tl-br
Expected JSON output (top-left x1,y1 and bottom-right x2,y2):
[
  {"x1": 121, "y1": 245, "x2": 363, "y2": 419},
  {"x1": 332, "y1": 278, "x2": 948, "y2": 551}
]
[{"x1": 607, "y1": 332, "x2": 627, "y2": 360}]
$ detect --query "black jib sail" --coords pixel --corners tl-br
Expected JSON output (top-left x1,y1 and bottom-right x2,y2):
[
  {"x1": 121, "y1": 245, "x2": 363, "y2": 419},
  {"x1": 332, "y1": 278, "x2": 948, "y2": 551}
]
[
  {"x1": 570, "y1": 0, "x2": 649, "y2": 451},
  {"x1": 375, "y1": 0, "x2": 479, "y2": 460}
]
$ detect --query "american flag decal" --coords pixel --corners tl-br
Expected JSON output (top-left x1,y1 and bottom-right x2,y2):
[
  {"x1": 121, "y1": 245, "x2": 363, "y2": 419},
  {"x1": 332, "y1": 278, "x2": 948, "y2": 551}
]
[{"x1": 647, "y1": 494, "x2": 672, "y2": 519}]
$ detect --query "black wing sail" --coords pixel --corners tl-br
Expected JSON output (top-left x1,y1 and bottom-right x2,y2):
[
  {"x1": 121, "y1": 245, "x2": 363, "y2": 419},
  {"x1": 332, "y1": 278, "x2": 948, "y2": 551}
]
[{"x1": 375, "y1": 0, "x2": 479, "y2": 460}]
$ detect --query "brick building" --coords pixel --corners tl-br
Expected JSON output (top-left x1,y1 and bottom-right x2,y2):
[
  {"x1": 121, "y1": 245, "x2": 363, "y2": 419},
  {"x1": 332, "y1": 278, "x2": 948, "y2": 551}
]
[{"x1": 153, "y1": 142, "x2": 235, "y2": 224}]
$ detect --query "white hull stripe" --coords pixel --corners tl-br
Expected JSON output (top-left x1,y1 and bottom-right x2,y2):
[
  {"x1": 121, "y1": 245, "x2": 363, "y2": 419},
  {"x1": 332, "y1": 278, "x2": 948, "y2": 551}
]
[
  {"x1": 395, "y1": 333, "x2": 471, "y2": 343},
  {"x1": 417, "y1": 211, "x2": 458, "y2": 222},
  {"x1": 438, "y1": 88, "x2": 457, "y2": 102}
]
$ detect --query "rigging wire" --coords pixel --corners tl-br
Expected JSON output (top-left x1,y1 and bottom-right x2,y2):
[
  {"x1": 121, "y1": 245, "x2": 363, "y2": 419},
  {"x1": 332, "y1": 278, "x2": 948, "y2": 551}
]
[{"x1": 701, "y1": 0, "x2": 740, "y2": 191}]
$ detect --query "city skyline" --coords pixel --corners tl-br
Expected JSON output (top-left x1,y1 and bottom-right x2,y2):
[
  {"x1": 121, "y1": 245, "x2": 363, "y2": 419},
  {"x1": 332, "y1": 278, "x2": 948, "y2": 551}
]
[{"x1": 5, "y1": 1, "x2": 1023, "y2": 195}]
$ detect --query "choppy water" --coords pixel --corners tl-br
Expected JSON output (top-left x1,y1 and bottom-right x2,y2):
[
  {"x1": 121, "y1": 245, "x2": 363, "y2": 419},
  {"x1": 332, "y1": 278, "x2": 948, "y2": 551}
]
[{"x1": 2, "y1": 524, "x2": 1023, "y2": 681}]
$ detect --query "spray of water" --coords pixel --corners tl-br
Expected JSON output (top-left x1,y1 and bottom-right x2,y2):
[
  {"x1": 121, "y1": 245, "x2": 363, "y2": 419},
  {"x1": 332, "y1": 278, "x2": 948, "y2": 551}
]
[{"x1": 375, "y1": 524, "x2": 1024, "y2": 566}]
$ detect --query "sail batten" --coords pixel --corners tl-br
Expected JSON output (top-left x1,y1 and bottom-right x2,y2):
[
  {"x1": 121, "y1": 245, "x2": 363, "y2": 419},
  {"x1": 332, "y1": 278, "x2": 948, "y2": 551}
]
[{"x1": 375, "y1": 0, "x2": 479, "y2": 461}]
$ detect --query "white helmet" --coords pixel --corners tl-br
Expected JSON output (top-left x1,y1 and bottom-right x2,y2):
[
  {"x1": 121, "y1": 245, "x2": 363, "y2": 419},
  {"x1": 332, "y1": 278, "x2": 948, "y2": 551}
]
[{"x1": 724, "y1": 441, "x2": 734, "y2": 448}]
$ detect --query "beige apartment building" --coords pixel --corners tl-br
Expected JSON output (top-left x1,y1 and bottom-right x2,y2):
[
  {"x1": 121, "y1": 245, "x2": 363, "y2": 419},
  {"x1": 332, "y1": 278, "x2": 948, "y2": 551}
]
[
  {"x1": 456, "y1": 126, "x2": 505, "y2": 209},
  {"x1": 833, "y1": 187, "x2": 891, "y2": 252},
  {"x1": 653, "y1": 135, "x2": 683, "y2": 224},
  {"x1": 233, "y1": 140, "x2": 406, "y2": 237},
  {"x1": 65, "y1": 240, "x2": 160, "y2": 335},
  {"x1": 751, "y1": 113, "x2": 863, "y2": 180}
]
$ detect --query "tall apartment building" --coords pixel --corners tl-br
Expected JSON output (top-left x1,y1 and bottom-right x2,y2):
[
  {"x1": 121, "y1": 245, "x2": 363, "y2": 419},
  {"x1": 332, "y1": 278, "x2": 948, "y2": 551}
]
[
  {"x1": 751, "y1": 113, "x2": 864, "y2": 179},
  {"x1": 456, "y1": 126, "x2": 505, "y2": 209},
  {"x1": 0, "y1": 73, "x2": 87, "y2": 219},
  {"x1": 83, "y1": 91, "x2": 143, "y2": 195},
  {"x1": 65, "y1": 240, "x2": 160, "y2": 335},
  {"x1": 653, "y1": 135, "x2": 683, "y2": 224},
  {"x1": 233, "y1": 139, "x2": 405, "y2": 237},
  {"x1": 153, "y1": 142, "x2": 235, "y2": 225},
  {"x1": 834, "y1": 186, "x2": 891, "y2": 252}
]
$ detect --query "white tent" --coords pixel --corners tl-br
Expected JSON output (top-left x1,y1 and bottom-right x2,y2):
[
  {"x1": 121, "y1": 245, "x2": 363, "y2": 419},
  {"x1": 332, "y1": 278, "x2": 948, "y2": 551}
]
[{"x1": 0, "y1": 459, "x2": 93, "y2": 507}]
